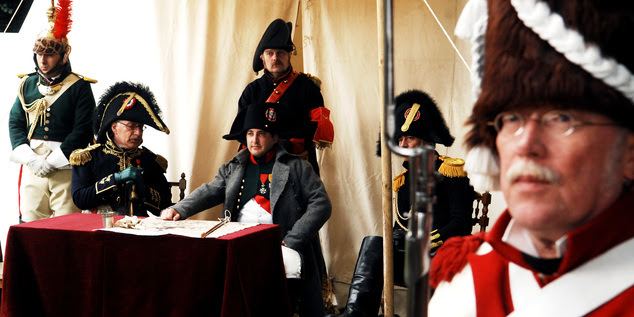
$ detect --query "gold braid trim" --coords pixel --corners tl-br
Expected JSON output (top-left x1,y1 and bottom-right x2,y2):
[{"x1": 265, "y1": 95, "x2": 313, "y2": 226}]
[
  {"x1": 18, "y1": 76, "x2": 47, "y2": 140},
  {"x1": 430, "y1": 240, "x2": 444, "y2": 250},
  {"x1": 430, "y1": 229, "x2": 444, "y2": 250},
  {"x1": 144, "y1": 188, "x2": 161, "y2": 210},
  {"x1": 103, "y1": 137, "x2": 142, "y2": 171},
  {"x1": 102, "y1": 93, "x2": 170, "y2": 135},
  {"x1": 69, "y1": 144, "x2": 102, "y2": 166},
  {"x1": 393, "y1": 191, "x2": 410, "y2": 231}
]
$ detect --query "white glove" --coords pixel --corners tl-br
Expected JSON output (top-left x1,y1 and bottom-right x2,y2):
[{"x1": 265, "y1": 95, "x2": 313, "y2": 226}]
[
  {"x1": 10, "y1": 144, "x2": 38, "y2": 165},
  {"x1": 28, "y1": 155, "x2": 56, "y2": 177},
  {"x1": 281, "y1": 245, "x2": 302, "y2": 279}
]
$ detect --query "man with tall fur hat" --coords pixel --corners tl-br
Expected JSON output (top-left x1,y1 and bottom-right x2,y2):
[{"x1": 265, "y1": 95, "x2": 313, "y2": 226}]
[
  {"x1": 8, "y1": 0, "x2": 96, "y2": 222},
  {"x1": 162, "y1": 103, "x2": 332, "y2": 316},
  {"x1": 329, "y1": 90, "x2": 475, "y2": 316},
  {"x1": 226, "y1": 18, "x2": 334, "y2": 176},
  {"x1": 70, "y1": 82, "x2": 172, "y2": 217},
  {"x1": 429, "y1": 0, "x2": 634, "y2": 315}
]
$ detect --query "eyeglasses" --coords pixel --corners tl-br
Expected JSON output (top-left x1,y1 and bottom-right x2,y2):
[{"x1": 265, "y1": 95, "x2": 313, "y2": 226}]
[
  {"x1": 488, "y1": 110, "x2": 618, "y2": 137},
  {"x1": 117, "y1": 121, "x2": 146, "y2": 132}
]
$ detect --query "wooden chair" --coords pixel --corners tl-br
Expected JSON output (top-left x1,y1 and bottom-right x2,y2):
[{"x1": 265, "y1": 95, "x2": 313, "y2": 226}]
[
  {"x1": 472, "y1": 191, "x2": 492, "y2": 232},
  {"x1": 168, "y1": 172, "x2": 187, "y2": 202}
]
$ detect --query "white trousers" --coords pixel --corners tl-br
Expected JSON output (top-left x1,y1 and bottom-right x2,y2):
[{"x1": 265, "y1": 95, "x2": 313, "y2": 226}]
[{"x1": 19, "y1": 165, "x2": 80, "y2": 222}]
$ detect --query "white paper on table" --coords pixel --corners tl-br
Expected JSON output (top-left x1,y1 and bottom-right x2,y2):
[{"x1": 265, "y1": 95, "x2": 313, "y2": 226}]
[{"x1": 98, "y1": 217, "x2": 258, "y2": 238}]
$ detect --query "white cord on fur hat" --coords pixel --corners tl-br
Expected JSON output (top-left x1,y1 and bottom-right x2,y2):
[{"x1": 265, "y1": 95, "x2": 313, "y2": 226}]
[
  {"x1": 511, "y1": 0, "x2": 634, "y2": 105},
  {"x1": 454, "y1": 0, "x2": 488, "y2": 99}
]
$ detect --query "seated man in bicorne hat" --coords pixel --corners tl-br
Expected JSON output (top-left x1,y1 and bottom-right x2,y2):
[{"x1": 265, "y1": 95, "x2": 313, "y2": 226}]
[
  {"x1": 70, "y1": 82, "x2": 172, "y2": 217},
  {"x1": 329, "y1": 89, "x2": 476, "y2": 316},
  {"x1": 161, "y1": 103, "x2": 332, "y2": 317}
]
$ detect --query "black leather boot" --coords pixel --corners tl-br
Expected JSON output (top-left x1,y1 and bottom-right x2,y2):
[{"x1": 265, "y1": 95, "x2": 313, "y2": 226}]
[{"x1": 327, "y1": 236, "x2": 384, "y2": 317}]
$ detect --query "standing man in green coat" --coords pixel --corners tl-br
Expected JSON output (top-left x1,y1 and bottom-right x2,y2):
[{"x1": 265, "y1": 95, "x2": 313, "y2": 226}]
[{"x1": 8, "y1": 1, "x2": 96, "y2": 222}]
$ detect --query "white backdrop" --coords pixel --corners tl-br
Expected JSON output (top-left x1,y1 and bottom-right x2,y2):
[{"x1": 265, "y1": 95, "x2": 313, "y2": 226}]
[{"x1": 0, "y1": 0, "x2": 507, "y2": 307}]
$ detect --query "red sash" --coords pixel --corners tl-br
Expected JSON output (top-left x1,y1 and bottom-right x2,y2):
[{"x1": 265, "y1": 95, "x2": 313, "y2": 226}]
[
  {"x1": 265, "y1": 71, "x2": 334, "y2": 153},
  {"x1": 266, "y1": 72, "x2": 305, "y2": 153},
  {"x1": 266, "y1": 71, "x2": 300, "y2": 103}
]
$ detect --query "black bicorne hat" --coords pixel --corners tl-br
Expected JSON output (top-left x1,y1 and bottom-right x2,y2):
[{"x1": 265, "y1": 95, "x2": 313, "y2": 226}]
[
  {"x1": 252, "y1": 19, "x2": 294, "y2": 73},
  {"x1": 393, "y1": 90, "x2": 454, "y2": 146},
  {"x1": 94, "y1": 81, "x2": 170, "y2": 143},
  {"x1": 223, "y1": 102, "x2": 305, "y2": 142}
]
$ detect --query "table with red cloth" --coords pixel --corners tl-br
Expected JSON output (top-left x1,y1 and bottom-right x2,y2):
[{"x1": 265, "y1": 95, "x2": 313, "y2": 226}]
[{"x1": 0, "y1": 213, "x2": 290, "y2": 316}]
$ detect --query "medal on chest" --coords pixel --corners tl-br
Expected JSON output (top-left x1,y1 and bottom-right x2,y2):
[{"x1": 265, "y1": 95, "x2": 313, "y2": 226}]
[{"x1": 259, "y1": 174, "x2": 271, "y2": 195}]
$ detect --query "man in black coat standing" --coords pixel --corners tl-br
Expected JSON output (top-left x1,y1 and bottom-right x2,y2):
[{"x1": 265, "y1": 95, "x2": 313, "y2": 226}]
[{"x1": 227, "y1": 19, "x2": 334, "y2": 175}]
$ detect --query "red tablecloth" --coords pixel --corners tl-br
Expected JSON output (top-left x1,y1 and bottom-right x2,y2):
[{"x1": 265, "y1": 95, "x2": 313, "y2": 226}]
[{"x1": 1, "y1": 214, "x2": 290, "y2": 316}]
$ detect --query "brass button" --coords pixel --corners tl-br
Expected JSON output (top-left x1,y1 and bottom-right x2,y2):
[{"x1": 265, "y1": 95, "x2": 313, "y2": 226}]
[
  {"x1": 44, "y1": 135, "x2": 49, "y2": 139},
  {"x1": 46, "y1": 113, "x2": 51, "y2": 117},
  {"x1": 46, "y1": 108, "x2": 50, "y2": 112},
  {"x1": 44, "y1": 127, "x2": 49, "y2": 132},
  {"x1": 275, "y1": 90, "x2": 280, "y2": 94},
  {"x1": 45, "y1": 120, "x2": 50, "y2": 124},
  {"x1": 283, "y1": 80, "x2": 288, "y2": 83}
]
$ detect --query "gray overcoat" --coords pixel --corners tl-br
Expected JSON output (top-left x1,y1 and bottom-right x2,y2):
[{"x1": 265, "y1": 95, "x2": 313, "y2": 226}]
[{"x1": 172, "y1": 144, "x2": 332, "y2": 316}]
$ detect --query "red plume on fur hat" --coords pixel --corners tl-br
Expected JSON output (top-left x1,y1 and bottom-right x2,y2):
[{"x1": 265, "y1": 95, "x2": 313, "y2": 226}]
[
  {"x1": 456, "y1": 0, "x2": 634, "y2": 192},
  {"x1": 53, "y1": 0, "x2": 72, "y2": 40}
]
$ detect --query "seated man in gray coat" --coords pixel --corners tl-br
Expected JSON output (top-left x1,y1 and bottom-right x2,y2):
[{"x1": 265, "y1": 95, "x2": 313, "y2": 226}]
[{"x1": 161, "y1": 102, "x2": 332, "y2": 317}]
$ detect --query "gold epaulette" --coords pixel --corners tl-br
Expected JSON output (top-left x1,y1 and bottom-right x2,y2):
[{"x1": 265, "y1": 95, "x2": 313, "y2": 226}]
[
  {"x1": 392, "y1": 169, "x2": 408, "y2": 192},
  {"x1": 17, "y1": 72, "x2": 35, "y2": 79},
  {"x1": 305, "y1": 73, "x2": 322, "y2": 89},
  {"x1": 72, "y1": 72, "x2": 98, "y2": 83},
  {"x1": 438, "y1": 156, "x2": 468, "y2": 178},
  {"x1": 69, "y1": 144, "x2": 102, "y2": 166},
  {"x1": 155, "y1": 154, "x2": 168, "y2": 173}
]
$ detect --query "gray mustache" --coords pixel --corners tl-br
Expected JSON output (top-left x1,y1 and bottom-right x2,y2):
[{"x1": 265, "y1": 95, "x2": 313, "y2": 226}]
[{"x1": 506, "y1": 159, "x2": 560, "y2": 184}]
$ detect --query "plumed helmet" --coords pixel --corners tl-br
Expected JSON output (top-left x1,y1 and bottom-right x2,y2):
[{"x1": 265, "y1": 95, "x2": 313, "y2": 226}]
[
  {"x1": 33, "y1": 0, "x2": 73, "y2": 64},
  {"x1": 94, "y1": 82, "x2": 170, "y2": 143},
  {"x1": 252, "y1": 19, "x2": 294, "y2": 73},
  {"x1": 393, "y1": 89, "x2": 454, "y2": 146}
]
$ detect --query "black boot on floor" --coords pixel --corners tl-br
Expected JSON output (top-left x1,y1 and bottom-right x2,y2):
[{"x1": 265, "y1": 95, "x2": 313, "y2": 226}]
[{"x1": 327, "y1": 235, "x2": 384, "y2": 317}]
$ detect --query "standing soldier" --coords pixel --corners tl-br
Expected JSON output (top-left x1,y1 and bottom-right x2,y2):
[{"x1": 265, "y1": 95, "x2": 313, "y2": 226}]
[
  {"x1": 8, "y1": 0, "x2": 96, "y2": 222},
  {"x1": 227, "y1": 19, "x2": 334, "y2": 175}
]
